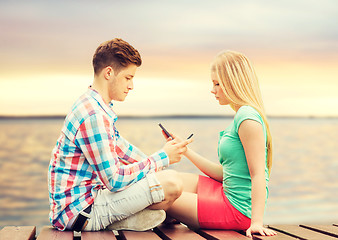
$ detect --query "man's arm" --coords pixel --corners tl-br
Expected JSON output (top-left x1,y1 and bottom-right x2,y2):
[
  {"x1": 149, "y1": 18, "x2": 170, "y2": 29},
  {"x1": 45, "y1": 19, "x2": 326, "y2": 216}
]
[
  {"x1": 75, "y1": 113, "x2": 169, "y2": 192},
  {"x1": 116, "y1": 136, "x2": 144, "y2": 164},
  {"x1": 115, "y1": 136, "x2": 169, "y2": 169}
]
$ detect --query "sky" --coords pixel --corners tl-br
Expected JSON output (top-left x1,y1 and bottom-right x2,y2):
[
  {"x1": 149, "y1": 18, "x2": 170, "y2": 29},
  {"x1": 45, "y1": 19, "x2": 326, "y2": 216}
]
[{"x1": 0, "y1": 0, "x2": 337, "y2": 117}]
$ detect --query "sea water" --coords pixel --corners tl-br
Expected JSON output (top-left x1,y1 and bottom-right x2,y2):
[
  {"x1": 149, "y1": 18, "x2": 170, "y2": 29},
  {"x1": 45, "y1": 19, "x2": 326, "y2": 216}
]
[{"x1": 0, "y1": 117, "x2": 337, "y2": 232}]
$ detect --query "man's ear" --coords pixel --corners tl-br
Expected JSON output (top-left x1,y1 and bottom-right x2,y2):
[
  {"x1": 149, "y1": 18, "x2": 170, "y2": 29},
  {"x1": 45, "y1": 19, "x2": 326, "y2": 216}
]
[{"x1": 104, "y1": 66, "x2": 115, "y2": 80}]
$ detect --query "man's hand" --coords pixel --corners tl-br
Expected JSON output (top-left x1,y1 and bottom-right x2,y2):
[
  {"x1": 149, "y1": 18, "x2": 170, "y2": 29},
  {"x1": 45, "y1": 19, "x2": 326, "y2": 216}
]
[
  {"x1": 163, "y1": 138, "x2": 193, "y2": 164},
  {"x1": 161, "y1": 131, "x2": 189, "y2": 143}
]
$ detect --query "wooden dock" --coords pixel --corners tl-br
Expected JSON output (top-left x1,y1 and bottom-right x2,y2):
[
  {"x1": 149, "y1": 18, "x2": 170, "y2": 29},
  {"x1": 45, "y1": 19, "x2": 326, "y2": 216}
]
[{"x1": 1, "y1": 223, "x2": 337, "y2": 239}]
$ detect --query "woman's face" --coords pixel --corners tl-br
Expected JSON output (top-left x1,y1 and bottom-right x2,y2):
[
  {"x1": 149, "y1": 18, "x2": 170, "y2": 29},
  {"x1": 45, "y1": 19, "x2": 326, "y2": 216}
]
[{"x1": 211, "y1": 71, "x2": 230, "y2": 105}]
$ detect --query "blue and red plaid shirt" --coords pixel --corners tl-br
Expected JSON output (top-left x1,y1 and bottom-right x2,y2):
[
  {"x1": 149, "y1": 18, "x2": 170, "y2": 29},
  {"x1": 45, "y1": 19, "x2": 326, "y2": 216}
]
[{"x1": 48, "y1": 87, "x2": 169, "y2": 231}]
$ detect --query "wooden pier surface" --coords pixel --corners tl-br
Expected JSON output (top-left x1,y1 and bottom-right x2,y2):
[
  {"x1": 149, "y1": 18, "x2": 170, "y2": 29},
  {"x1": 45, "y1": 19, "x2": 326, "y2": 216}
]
[{"x1": 1, "y1": 223, "x2": 337, "y2": 240}]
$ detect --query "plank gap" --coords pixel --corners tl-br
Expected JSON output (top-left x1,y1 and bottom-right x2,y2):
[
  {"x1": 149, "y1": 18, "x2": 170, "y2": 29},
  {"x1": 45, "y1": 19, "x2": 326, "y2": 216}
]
[
  {"x1": 300, "y1": 225, "x2": 338, "y2": 238},
  {"x1": 152, "y1": 227, "x2": 171, "y2": 240},
  {"x1": 268, "y1": 225, "x2": 307, "y2": 240}
]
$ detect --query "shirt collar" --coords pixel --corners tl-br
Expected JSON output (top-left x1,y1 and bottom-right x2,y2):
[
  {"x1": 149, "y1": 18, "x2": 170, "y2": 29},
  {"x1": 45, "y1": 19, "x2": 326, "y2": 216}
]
[{"x1": 86, "y1": 87, "x2": 118, "y2": 123}]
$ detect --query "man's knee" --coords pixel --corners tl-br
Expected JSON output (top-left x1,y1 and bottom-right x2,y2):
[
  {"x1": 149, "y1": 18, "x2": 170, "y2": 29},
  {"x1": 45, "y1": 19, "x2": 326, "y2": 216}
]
[{"x1": 156, "y1": 170, "x2": 183, "y2": 201}]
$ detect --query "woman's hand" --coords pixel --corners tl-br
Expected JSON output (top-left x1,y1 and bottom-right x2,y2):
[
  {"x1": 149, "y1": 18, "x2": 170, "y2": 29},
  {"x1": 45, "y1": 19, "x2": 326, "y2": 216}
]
[
  {"x1": 162, "y1": 130, "x2": 223, "y2": 181},
  {"x1": 246, "y1": 223, "x2": 277, "y2": 238}
]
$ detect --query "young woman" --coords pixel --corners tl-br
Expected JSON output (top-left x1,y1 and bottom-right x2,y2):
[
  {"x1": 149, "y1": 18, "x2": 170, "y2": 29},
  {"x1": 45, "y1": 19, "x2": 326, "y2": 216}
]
[{"x1": 165, "y1": 51, "x2": 277, "y2": 238}]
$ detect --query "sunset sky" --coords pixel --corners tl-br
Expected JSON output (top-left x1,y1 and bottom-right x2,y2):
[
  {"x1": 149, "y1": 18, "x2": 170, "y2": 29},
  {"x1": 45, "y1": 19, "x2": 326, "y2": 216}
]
[{"x1": 1, "y1": 0, "x2": 337, "y2": 117}]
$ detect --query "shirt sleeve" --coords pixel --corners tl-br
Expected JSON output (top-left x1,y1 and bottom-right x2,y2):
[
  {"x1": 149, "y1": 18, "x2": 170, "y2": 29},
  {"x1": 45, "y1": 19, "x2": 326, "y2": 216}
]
[
  {"x1": 116, "y1": 136, "x2": 168, "y2": 169},
  {"x1": 234, "y1": 106, "x2": 263, "y2": 132},
  {"x1": 74, "y1": 113, "x2": 169, "y2": 192}
]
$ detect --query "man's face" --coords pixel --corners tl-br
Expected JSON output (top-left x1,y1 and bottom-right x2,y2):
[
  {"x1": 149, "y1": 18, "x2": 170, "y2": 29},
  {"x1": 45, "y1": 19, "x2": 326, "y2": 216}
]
[{"x1": 108, "y1": 64, "x2": 137, "y2": 102}]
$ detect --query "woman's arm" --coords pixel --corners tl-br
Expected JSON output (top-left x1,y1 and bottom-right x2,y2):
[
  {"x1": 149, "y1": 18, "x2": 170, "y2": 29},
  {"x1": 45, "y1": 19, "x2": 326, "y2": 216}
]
[
  {"x1": 184, "y1": 148, "x2": 223, "y2": 182},
  {"x1": 164, "y1": 132, "x2": 223, "y2": 182},
  {"x1": 238, "y1": 119, "x2": 277, "y2": 238}
]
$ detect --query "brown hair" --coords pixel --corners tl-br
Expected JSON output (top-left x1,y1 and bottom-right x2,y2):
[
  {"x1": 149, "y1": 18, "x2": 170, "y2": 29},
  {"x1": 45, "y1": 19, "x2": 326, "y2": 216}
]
[{"x1": 93, "y1": 38, "x2": 142, "y2": 75}]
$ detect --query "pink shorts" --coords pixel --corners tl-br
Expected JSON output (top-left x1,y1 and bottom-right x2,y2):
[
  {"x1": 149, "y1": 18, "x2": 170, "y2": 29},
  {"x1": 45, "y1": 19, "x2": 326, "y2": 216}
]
[{"x1": 197, "y1": 175, "x2": 251, "y2": 230}]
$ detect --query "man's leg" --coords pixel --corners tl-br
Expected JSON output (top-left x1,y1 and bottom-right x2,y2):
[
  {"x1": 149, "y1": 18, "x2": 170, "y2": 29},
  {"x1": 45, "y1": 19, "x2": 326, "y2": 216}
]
[
  {"x1": 84, "y1": 170, "x2": 183, "y2": 231},
  {"x1": 83, "y1": 172, "x2": 165, "y2": 231},
  {"x1": 105, "y1": 170, "x2": 185, "y2": 231},
  {"x1": 147, "y1": 170, "x2": 183, "y2": 211}
]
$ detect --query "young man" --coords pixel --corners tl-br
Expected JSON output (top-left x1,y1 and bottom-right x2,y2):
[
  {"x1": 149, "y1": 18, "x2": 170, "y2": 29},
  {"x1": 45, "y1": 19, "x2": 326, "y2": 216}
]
[{"x1": 48, "y1": 38, "x2": 192, "y2": 232}]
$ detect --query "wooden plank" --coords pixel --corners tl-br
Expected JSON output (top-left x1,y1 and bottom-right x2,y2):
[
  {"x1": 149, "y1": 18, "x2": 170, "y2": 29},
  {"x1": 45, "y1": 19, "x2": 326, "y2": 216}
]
[
  {"x1": 81, "y1": 230, "x2": 117, "y2": 240},
  {"x1": 253, "y1": 231, "x2": 296, "y2": 240},
  {"x1": 36, "y1": 226, "x2": 73, "y2": 240},
  {"x1": 252, "y1": 225, "x2": 300, "y2": 240},
  {"x1": 269, "y1": 225, "x2": 338, "y2": 240},
  {"x1": 156, "y1": 223, "x2": 205, "y2": 239},
  {"x1": 300, "y1": 225, "x2": 338, "y2": 238},
  {"x1": 0, "y1": 226, "x2": 36, "y2": 240},
  {"x1": 121, "y1": 230, "x2": 162, "y2": 239},
  {"x1": 197, "y1": 229, "x2": 250, "y2": 239}
]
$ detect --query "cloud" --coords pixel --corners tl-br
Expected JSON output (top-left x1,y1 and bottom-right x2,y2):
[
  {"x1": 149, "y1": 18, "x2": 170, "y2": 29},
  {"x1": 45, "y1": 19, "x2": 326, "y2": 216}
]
[
  {"x1": 1, "y1": 0, "x2": 337, "y2": 59},
  {"x1": 0, "y1": 1, "x2": 337, "y2": 116}
]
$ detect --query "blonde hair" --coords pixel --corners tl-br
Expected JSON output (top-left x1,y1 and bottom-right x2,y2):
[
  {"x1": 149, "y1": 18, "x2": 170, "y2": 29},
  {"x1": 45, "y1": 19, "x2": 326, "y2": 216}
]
[{"x1": 211, "y1": 50, "x2": 272, "y2": 174}]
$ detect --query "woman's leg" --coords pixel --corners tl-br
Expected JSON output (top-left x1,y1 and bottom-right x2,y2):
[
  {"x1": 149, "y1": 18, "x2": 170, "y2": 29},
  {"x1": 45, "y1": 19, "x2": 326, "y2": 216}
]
[
  {"x1": 165, "y1": 172, "x2": 200, "y2": 229},
  {"x1": 166, "y1": 191, "x2": 200, "y2": 229},
  {"x1": 178, "y1": 172, "x2": 199, "y2": 193},
  {"x1": 149, "y1": 171, "x2": 201, "y2": 228}
]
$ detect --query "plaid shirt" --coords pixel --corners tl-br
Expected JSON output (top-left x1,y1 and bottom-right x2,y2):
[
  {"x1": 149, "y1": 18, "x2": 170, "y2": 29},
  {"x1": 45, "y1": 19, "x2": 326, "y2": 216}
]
[{"x1": 48, "y1": 87, "x2": 169, "y2": 231}]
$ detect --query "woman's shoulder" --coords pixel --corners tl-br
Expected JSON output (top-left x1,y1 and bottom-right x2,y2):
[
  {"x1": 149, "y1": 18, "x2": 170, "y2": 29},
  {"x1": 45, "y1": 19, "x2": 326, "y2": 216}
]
[
  {"x1": 236, "y1": 105, "x2": 262, "y2": 119},
  {"x1": 234, "y1": 105, "x2": 263, "y2": 130}
]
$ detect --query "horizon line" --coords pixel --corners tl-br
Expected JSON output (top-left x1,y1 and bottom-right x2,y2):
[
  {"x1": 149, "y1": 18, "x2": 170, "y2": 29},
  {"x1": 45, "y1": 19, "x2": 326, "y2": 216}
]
[{"x1": 0, "y1": 114, "x2": 337, "y2": 120}]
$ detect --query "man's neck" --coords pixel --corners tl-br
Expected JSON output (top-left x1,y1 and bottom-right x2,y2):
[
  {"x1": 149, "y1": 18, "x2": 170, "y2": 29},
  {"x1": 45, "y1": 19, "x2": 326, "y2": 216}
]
[{"x1": 91, "y1": 77, "x2": 110, "y2": 104}]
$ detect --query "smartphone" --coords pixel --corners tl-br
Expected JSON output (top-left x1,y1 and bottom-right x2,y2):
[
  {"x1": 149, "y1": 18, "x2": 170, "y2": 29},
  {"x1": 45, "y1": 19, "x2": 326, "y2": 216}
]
[
  {"x1": 158, "y1": 123, "x2": 173, "y2": 139},
  {"x1": 187, "y1": 133, "x2": 194, "y2": 139},
  {"x1": 159, "y1": 123, "x2": 194, "y2": 140}
]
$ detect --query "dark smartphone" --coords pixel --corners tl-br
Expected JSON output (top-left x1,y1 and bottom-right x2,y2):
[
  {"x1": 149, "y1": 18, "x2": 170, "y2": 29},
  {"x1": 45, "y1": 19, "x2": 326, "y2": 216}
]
[
  {"x1": 158, "y1": 123, "x2": 173, "y2": 139},
  {"x1": 187, "y1": 133, "x2": 194, "y2": 139}
]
